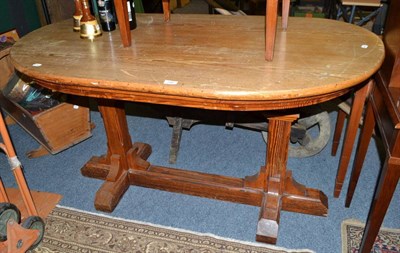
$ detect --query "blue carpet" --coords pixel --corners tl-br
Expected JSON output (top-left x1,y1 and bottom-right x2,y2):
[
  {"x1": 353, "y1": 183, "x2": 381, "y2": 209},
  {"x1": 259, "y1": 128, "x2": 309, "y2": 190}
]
[{"x1": 0, "y1": 103, "x2": 398, "y2": 253}]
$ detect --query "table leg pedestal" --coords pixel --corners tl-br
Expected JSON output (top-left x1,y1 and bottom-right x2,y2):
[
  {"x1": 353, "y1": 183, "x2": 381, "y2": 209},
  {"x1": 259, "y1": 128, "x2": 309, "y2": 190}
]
[
  {"x1": 82, "y1": 143, "x2": 152, "y2": 212},
  {"x1": 255, "y1": 115, "x2": 294, "y2": 243},
  {"x1": 81, "y1": 102, "x2": 328, "y2": 243},
  {"x1": 256, "y1": 176, "x2": 281, "y2": 244}
]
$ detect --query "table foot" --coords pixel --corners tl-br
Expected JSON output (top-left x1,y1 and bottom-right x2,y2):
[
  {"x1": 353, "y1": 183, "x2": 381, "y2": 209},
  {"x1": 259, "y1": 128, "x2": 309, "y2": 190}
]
[
  {"x1": 94, "y1": 171, "x2": 130, "y2": 212},
  {"x1": 283, "y1": 171, "x2": 328, "y2": 216},
  {"x1": 256, "y1": 176, "x2": 281, "y2": 244},
  {"x1": 81, "y1": 155, "x2": 110, "y2": 180},
  {"x1": 81, "y1": 142, "x2": 152, "y2": 212},
  {"x1": 256, "y1": 218, "x2": 279, "y2": 244},
  {"x1": 81, "y1": 142, "x2": 152, "y2": 179},
  {"x1": 245, "y1": 169, "x2": 328, "y2": 217},
  {"x1": 127, "y1": 142, "x2": 152, "y2": 170}
]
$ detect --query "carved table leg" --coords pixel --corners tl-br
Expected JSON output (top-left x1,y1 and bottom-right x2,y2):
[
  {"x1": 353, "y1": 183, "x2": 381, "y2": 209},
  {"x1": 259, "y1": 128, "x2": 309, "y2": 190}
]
[
  {"x1": 256, "y1": 115, "x2": 298, "y2": 244},
  {"x1": 81, "y1": 100, "x2": 133, "y2": 212}
]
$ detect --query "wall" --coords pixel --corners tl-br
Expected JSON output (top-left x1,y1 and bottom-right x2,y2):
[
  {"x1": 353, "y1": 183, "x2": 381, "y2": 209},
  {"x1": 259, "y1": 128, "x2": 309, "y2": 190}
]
[{"x1": 0, "y1": 0, "x2": 41, "y2": 37}]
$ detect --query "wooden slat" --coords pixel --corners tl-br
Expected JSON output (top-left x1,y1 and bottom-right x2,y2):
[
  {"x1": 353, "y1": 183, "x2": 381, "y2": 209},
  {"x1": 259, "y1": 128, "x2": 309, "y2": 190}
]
[
  {"x1": 340, "y1": 0, "x2": 381, "y2": 7},
  {"x1": 4, "y1": 188, "x2": 62, "y2": 220}
]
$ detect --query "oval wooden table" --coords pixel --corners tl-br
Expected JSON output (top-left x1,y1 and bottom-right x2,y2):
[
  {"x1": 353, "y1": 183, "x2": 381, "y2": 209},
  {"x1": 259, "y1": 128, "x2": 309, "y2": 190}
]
[{"x1": 10, "y1": 14, "x2": 384, "y2": 244}]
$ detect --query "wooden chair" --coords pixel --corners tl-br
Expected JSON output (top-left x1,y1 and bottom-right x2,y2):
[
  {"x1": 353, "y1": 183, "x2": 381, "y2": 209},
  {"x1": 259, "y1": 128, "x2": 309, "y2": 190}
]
[
  {"x1": 333, "y1": 1, "x2": 400, "y2": 252},
  {"x1": 112, "y1": 0, "x2": 290, "y2": 61},
  {"x1": 331, "y1": 80, "x2": 373, "y2": 198},
  {"x1": 332, "y1": 0, "x2": 400, "y2": 200}
]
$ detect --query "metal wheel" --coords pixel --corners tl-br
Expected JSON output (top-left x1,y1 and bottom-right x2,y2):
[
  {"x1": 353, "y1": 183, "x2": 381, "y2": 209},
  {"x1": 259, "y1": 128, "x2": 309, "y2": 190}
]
[
  {"x1": 21, "y1": 216, "x2": 45, "y2": 250},
  {"x1": 0, "y1": 202, "x2": 21, "y2": 242},
  {"x1": 288, "y1": 110, "x2": 331, "y2": 157},
  {"x1": 262, "y1": 109, "x2": 331, "y2": 158}
]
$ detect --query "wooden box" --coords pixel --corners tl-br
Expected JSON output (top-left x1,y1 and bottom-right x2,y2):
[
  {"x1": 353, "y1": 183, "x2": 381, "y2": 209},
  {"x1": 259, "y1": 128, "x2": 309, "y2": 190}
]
[{"x1": 0, "y1": 32, "x2": 92, "y2": 157}]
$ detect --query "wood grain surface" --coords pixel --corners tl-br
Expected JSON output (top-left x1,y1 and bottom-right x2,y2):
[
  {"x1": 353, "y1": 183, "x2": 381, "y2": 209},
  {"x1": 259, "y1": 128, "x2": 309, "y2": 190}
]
[
  {"x1": 340, "y1": 0, "x2": 381, "y2": 7},
  {"x1": 11, "y1": 14, "x2": 384, "y2": 110}
]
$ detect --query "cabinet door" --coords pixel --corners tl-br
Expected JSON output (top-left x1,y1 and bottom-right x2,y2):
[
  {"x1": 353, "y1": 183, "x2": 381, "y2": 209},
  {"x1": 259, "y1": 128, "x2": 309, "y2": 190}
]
[{"x1": 35, "y1": 0, "x2": 75, "y2": 25}]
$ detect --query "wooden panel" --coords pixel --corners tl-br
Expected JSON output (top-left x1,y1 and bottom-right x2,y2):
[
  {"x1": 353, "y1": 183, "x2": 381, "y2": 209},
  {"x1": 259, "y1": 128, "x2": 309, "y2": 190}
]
[
  {"x1": 0, "y1": 51, "x2": 14, "y2": 90},
  {"x1": 35, "y1": 0, "x2": 48, "y2": 26},
  {"x1": 389, "y1": 49, "x2": 400, "y2": 89},
  {"x1": 0, "y1": 30, "x2": 19, "y2": 90},
  {"x1": 45, "y1": 0, "x2": 75, "y2": 23},
  {"x1": 0, "y1": 92, "x2": 50, "y2": 149},
  {"x1": 5, "y1": 188, "x2": 62, "y2": 220},
  {"x1": 371, "y1": 84, "x2": 395, "y2": 151},
  {"x1": 34, "y1": 102, "x2": 92, "y2": 152},
  {"x1": 389, "y1": 87, "x2": 400, "y2": 111},
  {"x1": 0, "y1": 78, "x2": 92, "y2": 155},
  {"x1": 340, "y1": 0, "x2": 381, "y2": 7},
  {"x1": 379, "y1": 0, "x2": 400, "y2": 85}
]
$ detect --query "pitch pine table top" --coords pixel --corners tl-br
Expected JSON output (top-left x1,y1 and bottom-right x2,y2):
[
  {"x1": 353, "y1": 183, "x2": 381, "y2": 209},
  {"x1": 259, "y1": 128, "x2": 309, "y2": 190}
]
[{"x1": 11, "y1": 14, "x2": 384, "y2": 111}]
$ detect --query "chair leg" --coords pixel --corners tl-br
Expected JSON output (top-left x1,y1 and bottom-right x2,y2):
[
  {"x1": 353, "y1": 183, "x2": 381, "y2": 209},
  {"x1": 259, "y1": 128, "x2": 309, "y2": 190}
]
[
  {"x1": 114, "y1": 0, "x2": 132, "y2": 47},
  {"x1": 345, "y1": 100, "x2": 375, "y2": 207},
  {"x1": 281, "y1": 0, "x2": 290, "y2": 30},
  {"x1": 334, "y1": 80, "x2": 372, "y2": 198},
  {"x1": 357, "y1": 159, "x2": 400, "y2": 253},
  {"x1": 265, "y1": 0, "x2": 278, "y2": 61},
  {"x1": 162, "y1": 0, "x2": 171, "y2": 21},
  {"x1": 331, "y1": 109, "x2": 347, "y2": 156}
]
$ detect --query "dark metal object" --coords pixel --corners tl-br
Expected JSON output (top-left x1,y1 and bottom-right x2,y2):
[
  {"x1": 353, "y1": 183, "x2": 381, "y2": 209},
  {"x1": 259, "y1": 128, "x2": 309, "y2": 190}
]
[
  {"x1": 166, "y1": 117, "x2": 199, "y2": 164},
  {"x1": 166, "y1": 109, "x2": 331, "y2": 163}
]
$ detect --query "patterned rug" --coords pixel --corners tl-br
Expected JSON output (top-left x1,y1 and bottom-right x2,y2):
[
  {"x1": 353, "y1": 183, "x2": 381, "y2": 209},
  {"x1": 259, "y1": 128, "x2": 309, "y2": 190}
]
[
  {"x1": 32, "y1": 206, "x2": 314, "y2": 253},
  {"x1": 341, "y1": 219, "x2": 400, "y2": 253}
]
